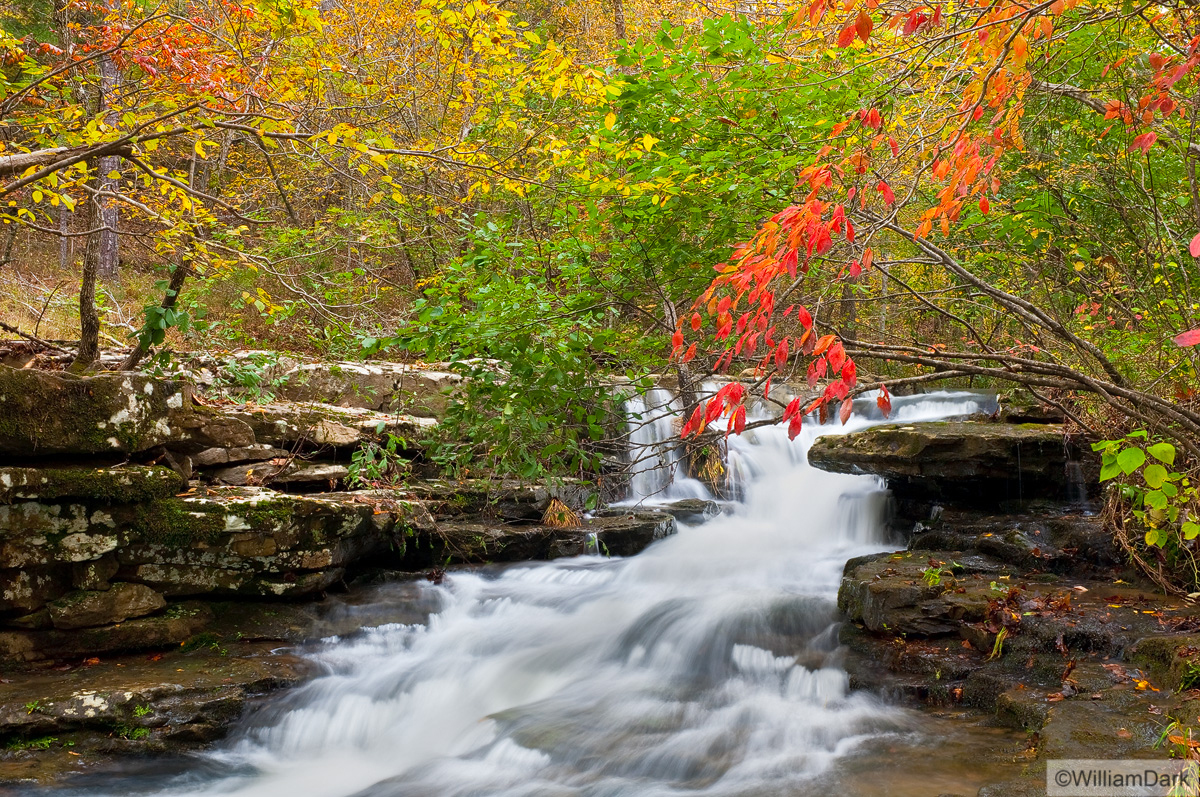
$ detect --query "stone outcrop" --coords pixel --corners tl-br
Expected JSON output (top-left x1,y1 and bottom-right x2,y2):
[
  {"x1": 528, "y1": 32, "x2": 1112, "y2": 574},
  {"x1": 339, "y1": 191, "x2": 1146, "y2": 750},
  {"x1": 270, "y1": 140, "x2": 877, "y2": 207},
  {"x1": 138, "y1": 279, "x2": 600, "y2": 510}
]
[
  {"x1": 429, "y1": 511, "x2": 675, "y2": 565},
  {"x1": 225, "y1": 402, "x2": 436, "y2": 450},
  {"x1": 0, "y1": 367, "x2": 191, "y2": 456},
  {"x1": 838, "y1": 549, "x2": 1200, "y2": 774},
  {"x1": 809, "y1": 420, "x2": 1086, "y2": 503}
]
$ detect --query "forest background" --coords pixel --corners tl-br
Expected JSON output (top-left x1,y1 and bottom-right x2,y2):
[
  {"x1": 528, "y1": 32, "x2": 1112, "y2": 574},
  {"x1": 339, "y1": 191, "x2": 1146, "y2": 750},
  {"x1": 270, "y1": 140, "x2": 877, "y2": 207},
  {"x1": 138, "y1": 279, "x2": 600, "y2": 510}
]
[{"x1": 4, "y1": 0, "x2": 1200, "y2": 583}]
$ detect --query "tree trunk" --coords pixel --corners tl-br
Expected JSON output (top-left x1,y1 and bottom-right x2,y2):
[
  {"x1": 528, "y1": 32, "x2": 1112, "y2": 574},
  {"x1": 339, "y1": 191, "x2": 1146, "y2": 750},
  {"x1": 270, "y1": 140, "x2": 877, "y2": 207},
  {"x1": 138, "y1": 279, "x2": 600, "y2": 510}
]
[
  {"x1": 70, "y1": 192, "x2": 102, "y2": 372},
  {"x1": 612, "y1": 0, "x2": 627, "y2": 40},
  {"x1": 58, "y1": 203, "x2": 72, "y2": 270},
  {"x1": 95, "y1": 50, "x2": 120, "y2": 285},
  {"x1": 120, "y1": 250, "x2": 190, "y2": 371}
]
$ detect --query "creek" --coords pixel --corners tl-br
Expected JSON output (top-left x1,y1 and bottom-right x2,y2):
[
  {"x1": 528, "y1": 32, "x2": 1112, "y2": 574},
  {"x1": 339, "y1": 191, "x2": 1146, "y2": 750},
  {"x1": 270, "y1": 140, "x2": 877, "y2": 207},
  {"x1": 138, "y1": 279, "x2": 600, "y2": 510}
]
[{"x1": 37, "y1": 391, "x2": 1031, "y2": 796}]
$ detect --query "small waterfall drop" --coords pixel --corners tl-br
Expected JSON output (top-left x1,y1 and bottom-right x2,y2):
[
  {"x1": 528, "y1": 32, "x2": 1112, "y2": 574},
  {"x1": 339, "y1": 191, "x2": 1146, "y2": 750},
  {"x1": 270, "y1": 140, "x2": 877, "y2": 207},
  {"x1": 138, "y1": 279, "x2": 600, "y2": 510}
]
[{"x1": 50, "y1": 390, "x2": 994, "y2": 797}]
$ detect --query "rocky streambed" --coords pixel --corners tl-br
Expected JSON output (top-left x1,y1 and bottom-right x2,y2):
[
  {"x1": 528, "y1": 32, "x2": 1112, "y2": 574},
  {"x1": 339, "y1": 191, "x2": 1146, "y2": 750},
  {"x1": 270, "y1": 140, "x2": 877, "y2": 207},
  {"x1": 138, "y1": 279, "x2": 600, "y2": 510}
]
[
  {"x1": 0, "y1": 361, "x2": 679, "y2": 784},
  {"x1": 811, "y1": 418, "x2": 1200, "y2": 792}
]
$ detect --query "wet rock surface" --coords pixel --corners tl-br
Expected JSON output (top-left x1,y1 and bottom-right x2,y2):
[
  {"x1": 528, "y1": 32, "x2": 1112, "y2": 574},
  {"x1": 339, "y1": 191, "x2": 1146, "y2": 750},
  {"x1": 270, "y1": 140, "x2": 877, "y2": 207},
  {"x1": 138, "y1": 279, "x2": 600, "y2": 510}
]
[
  {"x1": 838, "y1": 549, "x2": 1200, "y2": 782},
  {"x1": 809, "y1": 420, "x2": 1091, "y2": 504}
]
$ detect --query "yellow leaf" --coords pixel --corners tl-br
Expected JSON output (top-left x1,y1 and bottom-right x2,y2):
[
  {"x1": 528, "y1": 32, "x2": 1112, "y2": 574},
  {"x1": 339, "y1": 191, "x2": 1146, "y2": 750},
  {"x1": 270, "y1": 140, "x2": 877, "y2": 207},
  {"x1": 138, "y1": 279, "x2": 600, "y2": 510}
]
[
  {"x1": 327, "y1": 132, "x2": 337, "y2": 145},
  {"x1": 194, "y1": 140, "x2": 206, "y2": 158},
  {"x1": 641, "y1": 134, "x2": 659, "y2": 151},
  {"x1": 604, "y1": 112, "x2": 616, "y2": 131}
]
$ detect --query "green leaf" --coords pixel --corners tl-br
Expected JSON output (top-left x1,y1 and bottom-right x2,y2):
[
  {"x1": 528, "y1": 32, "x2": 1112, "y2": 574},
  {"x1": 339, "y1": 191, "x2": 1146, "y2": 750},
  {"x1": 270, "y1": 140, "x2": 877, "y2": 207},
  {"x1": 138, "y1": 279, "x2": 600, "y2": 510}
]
[
  {"x1": 1145, "y1": 490, "x2": 1169, "y2": 510},
  {"x1": 1162, "y1": 481, "x2": 1180, "y2": 498},
  {"x1": 1146, "y1": 529, "x2": 1164, "y2": 547},
  {"x1": 1100, "y1": 461, "x2": 1122, "y2": 481},
  {"x1": 1117, "y1": 447, "x2": 1146, "y2": 475},
  {"x1": 1147, "y1": 442, "x2": 1176, "y2": 466},
  {"x1": 1184, "y1": 522, "x2": 1200, "y2": 541},
  {"x1": 1144, "y1": 463, "x2": 1168, "y2": 489}
]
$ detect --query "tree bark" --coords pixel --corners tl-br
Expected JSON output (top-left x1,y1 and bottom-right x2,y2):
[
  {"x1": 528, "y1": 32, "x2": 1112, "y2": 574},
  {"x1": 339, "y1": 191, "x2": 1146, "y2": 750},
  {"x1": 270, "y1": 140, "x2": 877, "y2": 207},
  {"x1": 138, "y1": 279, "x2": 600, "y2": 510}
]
[
  {"x1": 69, "y1": 192, "x2": 102, "y2": 372},
  {"x1": 612, "y1": 0, "x2": 627, "y2": 41},
  {"x1": 95, "y1": 50, "x2": 120, "y2": 285}
]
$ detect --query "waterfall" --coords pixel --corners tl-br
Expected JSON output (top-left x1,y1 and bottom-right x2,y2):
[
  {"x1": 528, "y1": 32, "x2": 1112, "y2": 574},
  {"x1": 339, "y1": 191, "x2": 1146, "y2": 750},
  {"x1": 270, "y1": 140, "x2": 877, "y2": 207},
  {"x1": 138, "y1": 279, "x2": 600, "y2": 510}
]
[
  {"x1": 622, "y1": 388, "x2": 712, "y2": 503},
  {"x1": 50, "y1": 390, "x2": 993, "y2": 797}
]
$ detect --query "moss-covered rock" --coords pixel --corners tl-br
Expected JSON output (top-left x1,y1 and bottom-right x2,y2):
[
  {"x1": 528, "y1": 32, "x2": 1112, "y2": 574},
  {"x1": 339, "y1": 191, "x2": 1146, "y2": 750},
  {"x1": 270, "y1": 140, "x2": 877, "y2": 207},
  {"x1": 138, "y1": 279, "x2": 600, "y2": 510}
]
[
  {"x1": 225, "y1": 401, "x2": 435, "y2": 450},
  {"x1": 0, "y1": 366, "x2": 189, "y2": 456},
  {"x1": 0, "y1": 466, "x2": 183, "y2": 504},
  {"x1": 46, "y1": 583, "x2": 166, "y2": 630},
  {"x1": 809, "y1": 421, "x2": 1086, "y2": 503}
]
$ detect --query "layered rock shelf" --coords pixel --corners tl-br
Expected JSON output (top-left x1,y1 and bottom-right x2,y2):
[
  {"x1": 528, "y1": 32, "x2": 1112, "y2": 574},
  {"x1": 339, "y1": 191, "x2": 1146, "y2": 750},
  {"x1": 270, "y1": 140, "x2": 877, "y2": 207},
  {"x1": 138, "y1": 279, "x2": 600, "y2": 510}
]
[
  {"x1": 809, "y1": 406, "x2": 1200, "y2": 787},
  {"x1": 0, "y1": 364, "x2": 675, "y2": 669}
]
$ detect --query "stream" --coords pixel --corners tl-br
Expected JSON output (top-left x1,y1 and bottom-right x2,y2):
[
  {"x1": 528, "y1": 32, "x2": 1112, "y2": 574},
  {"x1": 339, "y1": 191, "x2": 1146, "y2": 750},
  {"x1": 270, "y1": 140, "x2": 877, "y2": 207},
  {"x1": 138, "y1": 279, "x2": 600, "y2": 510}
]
[{"x1": 39, "y1": 390, "x2": 1032, "y2": 796}]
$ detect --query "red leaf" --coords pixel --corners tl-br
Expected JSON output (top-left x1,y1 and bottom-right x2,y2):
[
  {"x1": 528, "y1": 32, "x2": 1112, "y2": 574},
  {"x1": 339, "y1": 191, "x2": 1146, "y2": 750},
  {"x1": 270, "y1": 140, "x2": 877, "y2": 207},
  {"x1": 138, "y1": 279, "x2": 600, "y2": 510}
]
[
  {"x1": 704, "y1": 398, "x2": 723, "y2": 423},
  {"x1": 682, "y1": 343, "x2": 697, "y2": 362},
  {"x1": 783, "y1": 397, "x2": 801, "y2": 421},
  {"x1": 690, "y1": 313, "x2": 702, "y2": 331},
  {"x1": 828, "y1": 342, "x2": 846, "y2": 372},
  {"x1": 877, "y1": 180, "x2": 895, "y2": 205},
  {"x1": 1173, "y1": 328, "x2": 1200, "y2": 347},
  {"x1": 877, "y1": 384, "x2": 892, "y2": 418},
  {"x1": 839, "y1": 398, "x2": 853, "y2": 425},
  {"x1": 855, "y1": 9, "x2": 873, "y2": 42},
  {"x1": 1189, "y1": 232, "x2": 1200, "y2": 258},
  {"x1": 836, "y1": 23, "x2": 856, "y2": 47},
  {"x1": 671, "y1": 330, "x2": 683, "y2": 351},
  {"x1": 889, "y1": 137, "x2": 899, "y2": 156},
  {"x1": 842, "y1": 359, "x2": 857, "y2": 387},
  {"x1": 731, "y1": 405, "x2": 746, "y2": 435},
  {"x1": 775, "y1": 339, "x2": 789, "y2": 368},
  {"x1": 787, "y1": 413, "x2": 803, "y2": 440},
  {"x1": 979, "y1": 196, "x2": 990, "y2": 215},
  {"x1": 1129, "y1": 132, "x2": 1158, "y2": 155},
  {"x1": 796, "y1": 305, "x2": 813, "y2": 330},
  {"x1": 682, "y1": 403, "x2": 704, "y2": 437}
]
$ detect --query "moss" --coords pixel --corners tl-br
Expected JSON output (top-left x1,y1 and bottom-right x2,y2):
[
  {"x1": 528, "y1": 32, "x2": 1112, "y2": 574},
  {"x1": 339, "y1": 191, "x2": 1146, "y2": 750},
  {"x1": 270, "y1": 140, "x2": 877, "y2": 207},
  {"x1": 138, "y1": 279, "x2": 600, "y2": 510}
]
[
  {"x1": 0, "y1": 466, "x2": 184, "y2": 505},
  {"x1": 131, "y1": 501, "x2": 228, "y2": 548},
  {"x1": 0, "y1": 365, "x2": 184, "y2": 456},
  {"x1": 129, "y1": 494, "x2": 301, "y2": 549}
]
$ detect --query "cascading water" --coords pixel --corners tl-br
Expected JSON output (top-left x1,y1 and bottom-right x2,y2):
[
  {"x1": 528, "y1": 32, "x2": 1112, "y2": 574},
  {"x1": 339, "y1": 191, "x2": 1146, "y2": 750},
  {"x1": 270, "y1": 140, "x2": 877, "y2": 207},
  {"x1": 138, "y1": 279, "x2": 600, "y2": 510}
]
[
  {"x1": 622, "y1": 389, "x2": 712, "y2": 503},
  {"x1": 43, "y1": 391, "x2": 998, "y2": 797}
]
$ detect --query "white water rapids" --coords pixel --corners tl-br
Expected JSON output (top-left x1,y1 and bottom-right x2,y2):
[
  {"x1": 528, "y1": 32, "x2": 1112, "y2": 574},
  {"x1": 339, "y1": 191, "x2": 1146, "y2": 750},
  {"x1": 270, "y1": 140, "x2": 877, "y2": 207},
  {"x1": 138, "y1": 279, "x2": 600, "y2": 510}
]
[{"x1": 68, "y1": 390, "x2": 996, "y2": 797}]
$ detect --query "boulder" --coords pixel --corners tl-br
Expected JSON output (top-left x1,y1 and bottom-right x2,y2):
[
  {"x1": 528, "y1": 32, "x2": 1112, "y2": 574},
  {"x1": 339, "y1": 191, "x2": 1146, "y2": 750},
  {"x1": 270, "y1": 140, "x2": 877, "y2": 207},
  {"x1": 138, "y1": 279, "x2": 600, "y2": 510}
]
[
  {"x1": 272, "y1": 361, "x2": 461, "y2": 418},
  {"x1": 225, "y1": 402, "x2": 435, "y2": 450},
  {"x1": 0, "y1": 487, "x2": 437, "y2": 618},
  {"x1": 0, "y1": 609, "x2": 210, "y2": 661},
  {"x1": 0, "y1": 366, "x2": 190, "y2": 457},
  {"x1": 208, "y1": 461, "x2": 349, "y2": 487},
  {"x1": 46, "y1": 583, "x2": 166, "y2": 630},
  {"x1": 809, "y1": 421, "x2": 1087, "y2": 504},
  {"x1": 427, "y1": 511, "x2": 674, "y2": 565},
  {"x1": 0, "y1": 465, "x2": 183, "y2": 504},
  {"x1": 406, "y1": 478, "x2": 599, "y2": 522}
]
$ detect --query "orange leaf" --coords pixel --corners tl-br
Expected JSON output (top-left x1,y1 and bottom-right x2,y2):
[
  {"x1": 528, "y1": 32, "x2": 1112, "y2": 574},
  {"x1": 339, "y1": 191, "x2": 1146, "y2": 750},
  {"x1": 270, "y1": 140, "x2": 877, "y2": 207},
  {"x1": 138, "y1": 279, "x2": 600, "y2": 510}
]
[
  {"x1": 813, "y1": 334, "x2": 837, "y2": 356},
  {"x1": 839, "y1": 398, "x2": 853, "y2": 424},
  {"x1": 855, "y1": 9, "x2": 873, "y2": 42}
]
